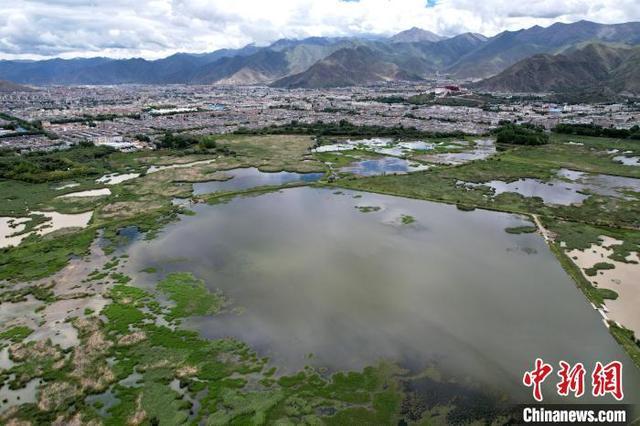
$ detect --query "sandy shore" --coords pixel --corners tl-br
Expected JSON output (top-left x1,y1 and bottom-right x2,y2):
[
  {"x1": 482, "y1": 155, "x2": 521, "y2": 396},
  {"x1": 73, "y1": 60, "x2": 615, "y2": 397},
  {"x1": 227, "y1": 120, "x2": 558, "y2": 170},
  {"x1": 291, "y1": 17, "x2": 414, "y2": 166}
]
[
  {"x1": 566, "y1": 235, "x2": 640, "y2": 334},
  {"x1": 0, "y1": 211, "x2": 93, "y2": 248},
  {"x1": 58, "y1": 188, "x2": 111, "y2": 198}
]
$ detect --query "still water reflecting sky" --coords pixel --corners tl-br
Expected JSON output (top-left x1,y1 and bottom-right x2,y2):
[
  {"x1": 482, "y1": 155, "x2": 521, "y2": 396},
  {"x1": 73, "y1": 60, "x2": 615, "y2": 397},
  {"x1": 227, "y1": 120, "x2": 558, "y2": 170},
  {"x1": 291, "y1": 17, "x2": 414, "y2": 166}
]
[{"x1": 125, "y1": 187, "x2": 640, "y2": 404}]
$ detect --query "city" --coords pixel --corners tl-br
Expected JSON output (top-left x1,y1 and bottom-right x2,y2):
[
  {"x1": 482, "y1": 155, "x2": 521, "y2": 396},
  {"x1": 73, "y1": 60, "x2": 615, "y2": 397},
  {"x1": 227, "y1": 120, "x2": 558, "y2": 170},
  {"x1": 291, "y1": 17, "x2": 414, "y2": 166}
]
[{"x1": 2, "y1": 83, "x2": 639, "y2": 153}]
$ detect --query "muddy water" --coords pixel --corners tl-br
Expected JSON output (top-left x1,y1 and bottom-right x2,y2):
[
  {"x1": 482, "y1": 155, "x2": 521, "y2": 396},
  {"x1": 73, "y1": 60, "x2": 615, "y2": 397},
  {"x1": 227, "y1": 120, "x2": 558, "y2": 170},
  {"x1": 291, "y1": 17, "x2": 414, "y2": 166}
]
[
  {"x1": 0, "y1": 211, "x2": 93, "y2": 248},
  {"x1": 567, "y1": 236, "x2": 640, "y2": 334},
  {"x1": 0, "y1": 217, "x2": 31, "y2": 248},
  {"x1": 125, "y1": 187, "x2": 640, "y2": 405}
]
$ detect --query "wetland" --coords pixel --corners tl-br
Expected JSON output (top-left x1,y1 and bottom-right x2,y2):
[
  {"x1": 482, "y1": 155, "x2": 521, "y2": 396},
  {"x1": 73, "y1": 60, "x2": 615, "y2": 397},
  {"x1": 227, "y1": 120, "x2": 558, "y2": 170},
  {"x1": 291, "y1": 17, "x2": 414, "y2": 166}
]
[
  {"x1": 1, "y1": 130, "x2": 640, "y2": 424},
  {"x1": 124, "y1": 187, "x2": 640, "y2": 405}
]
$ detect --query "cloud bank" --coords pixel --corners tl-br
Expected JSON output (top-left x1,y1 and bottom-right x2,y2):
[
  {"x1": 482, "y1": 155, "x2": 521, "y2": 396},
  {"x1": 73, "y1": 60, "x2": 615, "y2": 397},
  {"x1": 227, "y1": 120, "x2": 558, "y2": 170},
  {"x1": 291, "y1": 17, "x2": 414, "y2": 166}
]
[{"x1": 1, "y1": 0, "x2": 639, "y2": 59}]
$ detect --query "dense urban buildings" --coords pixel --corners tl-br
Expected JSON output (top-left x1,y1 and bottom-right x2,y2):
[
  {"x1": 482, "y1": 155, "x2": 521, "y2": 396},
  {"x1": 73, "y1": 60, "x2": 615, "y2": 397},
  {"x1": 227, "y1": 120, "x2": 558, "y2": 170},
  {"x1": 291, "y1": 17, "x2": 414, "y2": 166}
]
[{"x1": 2, "y1": 83, "x2": 638, "y2": 152}]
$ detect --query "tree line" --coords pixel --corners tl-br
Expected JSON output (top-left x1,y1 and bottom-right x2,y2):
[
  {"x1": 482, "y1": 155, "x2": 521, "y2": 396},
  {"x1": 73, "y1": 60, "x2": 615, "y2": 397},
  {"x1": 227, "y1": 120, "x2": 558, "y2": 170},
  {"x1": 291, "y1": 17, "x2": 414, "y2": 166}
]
[{"x1": 553, "y1": 123, "x2": 640, "y2": 139}]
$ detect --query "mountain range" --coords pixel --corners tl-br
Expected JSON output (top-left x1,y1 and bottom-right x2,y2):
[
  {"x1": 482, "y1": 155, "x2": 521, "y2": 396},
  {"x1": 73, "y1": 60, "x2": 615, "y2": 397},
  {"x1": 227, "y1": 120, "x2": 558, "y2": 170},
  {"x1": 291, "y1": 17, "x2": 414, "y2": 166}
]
[
  {"x1": 473, "y1": 43, "x2": 640, "y2": 94},
  {"x1": 0, "y1": 20, "x2": 639, "y2": 92}
]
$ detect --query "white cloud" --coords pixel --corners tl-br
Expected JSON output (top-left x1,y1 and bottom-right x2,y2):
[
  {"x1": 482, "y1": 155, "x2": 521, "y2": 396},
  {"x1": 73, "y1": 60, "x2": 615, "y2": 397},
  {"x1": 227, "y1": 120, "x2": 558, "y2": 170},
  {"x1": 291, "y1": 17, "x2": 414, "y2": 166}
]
[{"x1": 0, "y1": 0, "x2": 638, "y2": 59}]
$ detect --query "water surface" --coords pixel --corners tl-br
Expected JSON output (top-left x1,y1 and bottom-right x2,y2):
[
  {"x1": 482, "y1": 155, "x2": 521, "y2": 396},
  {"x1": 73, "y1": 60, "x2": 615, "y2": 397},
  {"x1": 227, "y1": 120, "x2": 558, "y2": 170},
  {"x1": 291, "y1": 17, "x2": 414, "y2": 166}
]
[
  {"x1": 424, "y1": 139, "x2": 495, "y2": 165},
  {"x1": 613, "y1": 156, "x2": 640, "y2": 166},
  {"x1": 559, "y1": 169, "x2": 640, "y2": 197},
  {"x1": 459, "y1": 168, "x2": 640, "y2": 206},
  {"x1": 125, "y1": 187, "x2": 640, "y2": 404},
  {"x1": 468, "y1": 179, "x2": 589, "y2": 205},
  {"x1": 192, "y1": 167, "x2": 323, "y2": 195},
  {"x1": 340, "y1": 157, "x2": 429, "y2": 176},
  {"x1": 314, "y1": 138, "x2": 435, "y2": 157},
  {"x1": 0, "y1": 211, "x2": 93, "y2": 248}
]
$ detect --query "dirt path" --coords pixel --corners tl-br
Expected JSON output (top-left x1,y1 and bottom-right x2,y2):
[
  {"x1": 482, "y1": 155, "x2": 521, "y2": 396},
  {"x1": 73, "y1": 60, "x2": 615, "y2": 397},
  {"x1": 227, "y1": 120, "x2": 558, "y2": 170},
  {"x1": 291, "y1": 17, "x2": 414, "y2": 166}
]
[{"x1": 532, "y1": 214, "x2": 552, "y2": 243}]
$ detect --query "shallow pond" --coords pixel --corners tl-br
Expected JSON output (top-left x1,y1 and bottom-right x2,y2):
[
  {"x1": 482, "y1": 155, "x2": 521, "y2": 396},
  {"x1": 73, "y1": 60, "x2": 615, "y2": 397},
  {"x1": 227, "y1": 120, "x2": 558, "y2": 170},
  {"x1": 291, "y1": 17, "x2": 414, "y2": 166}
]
[
  {"x1": 0, "y1": 217, "x2": 31, "y2": 248},
  {"x1": 314, "y1": 137, "x2": 435, "y2": 157},
  {"x1": 460, "y1": 168, "x2": 640, "y2": 206},
  {"x1": 85, "y1": 388, "x2": 119, "y2": 417},
  {"x1": 192, "y1": 167, "x2": 323, "y2": 195},
  {"x1": 340, "y1": 157, "x2": 429, "y2": 176},
  {"x1": 125, "y1": 187, "x2": 640, "y2": 404},
  {"x1": 465, "y1": 179, "x2": 589, "y2": 206},
  {"x1": 558, "y1": 169, "x2": 640, "y2": 197},
  {"x1": 423, "y1": 139, "x2": 495, "y2": 165},
  {"x1": 0, "y1": 378, "x2": 40, "y2": 413},
  {"x1": 613, "y1": 155, "x2": 640, "y2": 166},
  {"x1": 0, "y1": 211, "x2": 93, "y2": 248}
]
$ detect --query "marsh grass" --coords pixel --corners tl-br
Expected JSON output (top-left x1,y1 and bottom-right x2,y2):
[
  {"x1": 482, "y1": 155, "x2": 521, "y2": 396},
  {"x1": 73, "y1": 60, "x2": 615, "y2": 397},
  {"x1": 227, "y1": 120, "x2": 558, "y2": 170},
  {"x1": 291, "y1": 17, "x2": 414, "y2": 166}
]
[
  {"x1": 584, "y1": 262, "x2": 615, "y2": 277},
  {"x1": 157, "y1": 272, "x2": 224, "y2": 320},
  {"x1": 0, "y1": 325, "x2": 33, "y2": 343},
  {"x1": 504, "y1": 225, "x2": 537, "y2": 234}
]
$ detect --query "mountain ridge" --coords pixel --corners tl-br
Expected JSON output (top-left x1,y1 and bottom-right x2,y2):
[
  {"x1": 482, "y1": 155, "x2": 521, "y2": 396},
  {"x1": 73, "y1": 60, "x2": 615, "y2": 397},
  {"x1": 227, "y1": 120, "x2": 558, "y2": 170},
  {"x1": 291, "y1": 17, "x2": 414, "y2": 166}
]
[
  {"x1": 472, "y1": 43, "x2": 640, "y2": 94},
  {"x1": 390, "y1": 27, "x2": 444, "y2": 43},
  {"x1": 448, "y1": 20, "x2": 640, "y2": 78},
  {"x1": 0, "y1": 20, "x2": 639, "y2": 88}
]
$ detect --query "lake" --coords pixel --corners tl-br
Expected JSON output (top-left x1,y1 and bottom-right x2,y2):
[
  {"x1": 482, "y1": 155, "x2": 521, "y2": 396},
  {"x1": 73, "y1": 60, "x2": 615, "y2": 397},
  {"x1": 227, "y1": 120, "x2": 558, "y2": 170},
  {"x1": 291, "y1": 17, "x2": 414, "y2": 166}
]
[{"x1": 124, "y1": 187, "x2": 640, "y2": 405}]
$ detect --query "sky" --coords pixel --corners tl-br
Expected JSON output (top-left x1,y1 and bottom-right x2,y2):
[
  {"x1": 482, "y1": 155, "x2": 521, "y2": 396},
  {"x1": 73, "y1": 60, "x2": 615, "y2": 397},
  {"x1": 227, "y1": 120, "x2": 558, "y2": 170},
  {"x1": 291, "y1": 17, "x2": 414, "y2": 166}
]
[{"x1": 0, "y1": 0, "x2": 638, "y2": 60}]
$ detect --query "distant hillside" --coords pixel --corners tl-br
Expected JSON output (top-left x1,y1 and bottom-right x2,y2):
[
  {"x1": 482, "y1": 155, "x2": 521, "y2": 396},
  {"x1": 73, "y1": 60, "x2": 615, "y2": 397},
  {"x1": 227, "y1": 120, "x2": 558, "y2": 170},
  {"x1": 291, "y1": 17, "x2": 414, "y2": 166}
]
[
  {"x1": 449, "y1": 20, "x2": 640, "y2": 78},
  {"x1": 608, "y1": 48, "x2": 640, "y2": 94},
  {"x1": 272, "y1": 46, "x2": 422, "y2": 88},
  {"x1": 188, "y1": 50, "x2": 290, "y2": 84},
  {"x1": 0, "y1": 20, "x2": 639, "y2": 86},
  {"x1": 272, "y1": 34, "x2": 487, "y2": 88},
  {"x1": 0, "y1": 45, "x2": 261, "y2": 85},
  {"x1": 191, "y1": 37, "x2": 367, "y2": 84},
  {"x1": 473, "y1": 44, "x2": 640, "y2": 95},
  {"x1": 390, "y1": 27, "x2": 444, "y2": 43},
  {"x1": 0, "y1": 80, "x2": 34, "y2": 92},
  {"x1": 0, "y1": 39, "x2": 357, "y2": 86}
]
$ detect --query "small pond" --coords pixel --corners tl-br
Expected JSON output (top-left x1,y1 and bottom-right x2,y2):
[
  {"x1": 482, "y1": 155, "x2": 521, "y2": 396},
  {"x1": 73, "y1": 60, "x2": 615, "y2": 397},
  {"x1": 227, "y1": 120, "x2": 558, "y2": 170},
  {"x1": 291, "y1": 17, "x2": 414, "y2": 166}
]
[
  {"x1": 192, "y1": 167, "x2": 323, "y2": 195},
  {"x1": 613, "y1": 155, "x2": 640, "y2": 166},
  {"x1": 314, "y1": 137, "x2": 436, "y2": 157},
  {"x1": 340, "y1": 157, "x2": 429, "y2": 176},
  {"x1": 423, "y1": 139, "x2": 495, "y2": 165},
  {"x1": 460, "y1": 168, "x2": 640, "y2": 206}
]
